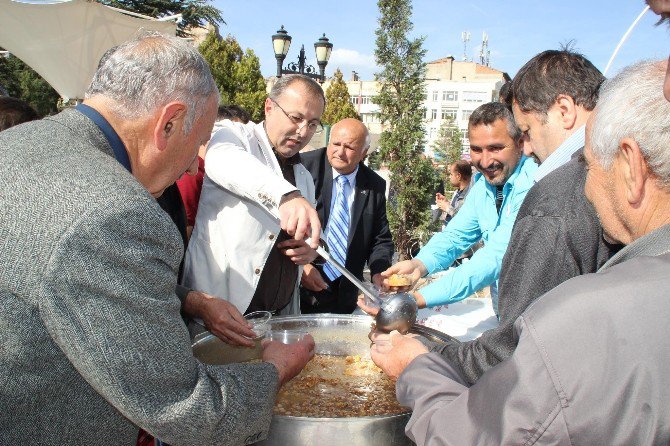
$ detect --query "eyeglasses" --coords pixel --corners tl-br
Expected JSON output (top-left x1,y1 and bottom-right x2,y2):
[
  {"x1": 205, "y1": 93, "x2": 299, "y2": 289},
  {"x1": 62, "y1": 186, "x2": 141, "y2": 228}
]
[{"x1": 271, "y1": 99, "x2": 323, "y2": 134}]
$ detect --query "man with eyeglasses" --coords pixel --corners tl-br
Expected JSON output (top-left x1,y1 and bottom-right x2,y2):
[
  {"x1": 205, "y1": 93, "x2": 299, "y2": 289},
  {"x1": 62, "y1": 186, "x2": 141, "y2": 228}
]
[{"x1": 182, "y1": 74, "x2": 325, "y2": 344}]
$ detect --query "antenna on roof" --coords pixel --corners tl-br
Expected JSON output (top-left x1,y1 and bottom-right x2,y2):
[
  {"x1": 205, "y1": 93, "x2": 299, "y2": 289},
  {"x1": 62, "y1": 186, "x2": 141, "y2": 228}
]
[
  {"x1": 461, "y1": 31, "x2": 470, "y2": 62},
  {"x1": 479, "y1": 32, "x2": 490, "y2": 66}
]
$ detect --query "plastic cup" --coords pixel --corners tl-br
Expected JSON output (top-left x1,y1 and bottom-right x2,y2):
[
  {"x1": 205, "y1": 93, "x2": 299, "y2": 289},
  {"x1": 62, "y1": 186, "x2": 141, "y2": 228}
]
[
  {"x1": 244, "y1": 311, "x2": 272, "y2": 339},
  {"x1": 268, "y1": 329, "x2": 308, "y2": 345}
]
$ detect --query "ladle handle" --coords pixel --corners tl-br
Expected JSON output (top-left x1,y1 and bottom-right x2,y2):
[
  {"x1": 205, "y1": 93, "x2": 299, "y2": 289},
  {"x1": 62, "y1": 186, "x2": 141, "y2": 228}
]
[
  {"x1": 268, "y1": 211, "x2": 380, "y2": 305},
  {"x1": 315, "y1": 246, "x2": 381, "y2": 305}
]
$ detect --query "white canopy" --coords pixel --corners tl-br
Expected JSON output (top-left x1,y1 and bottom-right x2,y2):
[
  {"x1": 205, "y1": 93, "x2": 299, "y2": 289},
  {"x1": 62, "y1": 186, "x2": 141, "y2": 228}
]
[{"x1": 0, "y1": 0, "x2": 176, "y2": 100}]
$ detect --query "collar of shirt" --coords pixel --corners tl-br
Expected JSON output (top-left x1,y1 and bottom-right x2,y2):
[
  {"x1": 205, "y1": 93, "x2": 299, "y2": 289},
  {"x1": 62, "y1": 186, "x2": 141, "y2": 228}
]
[
  {"x1": 75, "y1": 103, "x2": 131, "y2": 173},
  {"x1": 600, "y1": 223, "x2": 670, "y2": 270},
  {"x1": 273, "y1": 148, "x2": 301, "y2": 167},
  {"x1": 331, "y1": 166, "x2": 358, "y2": 190},
  {"x1": 533, "y1": 125, "x2": 585, "y2": 183},
  {"x1": 484, "y1": 155, "x2": 534, "y2": 197},
  {"x1": 480, "y1": 155, "x2": 537, "y2": 218}
]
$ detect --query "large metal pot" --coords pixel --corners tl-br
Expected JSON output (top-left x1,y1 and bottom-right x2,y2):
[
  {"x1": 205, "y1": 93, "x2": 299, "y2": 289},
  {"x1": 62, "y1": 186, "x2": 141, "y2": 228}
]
[{"x1": 192, "y1": 314, "x2": 455, "y2": 446}]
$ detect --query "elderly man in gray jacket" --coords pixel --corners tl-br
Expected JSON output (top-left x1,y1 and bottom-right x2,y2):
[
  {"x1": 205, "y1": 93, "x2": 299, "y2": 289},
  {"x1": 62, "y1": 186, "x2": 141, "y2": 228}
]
[
  {"x1": 0, "y1": 32, "x2": 314, "y2": 446},
  {"x1": 371, "y1": 60, "x2": 670, "y2": 445}
]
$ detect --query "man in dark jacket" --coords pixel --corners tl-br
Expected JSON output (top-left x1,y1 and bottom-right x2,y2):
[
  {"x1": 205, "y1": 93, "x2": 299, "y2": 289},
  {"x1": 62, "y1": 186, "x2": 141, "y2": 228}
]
[
  {"x1": 300, "y1": 118, "x2": 394, "y2": 313},
  {"x1": 430, "y1": 49, "x2": 618, "y2": 384},
  {"x1": 372, "y1": 58, "x2": 670, "y2": 446}
]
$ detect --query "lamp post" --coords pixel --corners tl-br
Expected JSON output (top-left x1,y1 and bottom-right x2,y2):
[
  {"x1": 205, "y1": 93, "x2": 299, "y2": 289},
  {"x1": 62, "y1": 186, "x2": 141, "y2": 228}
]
[{"x1": 272, "y1": 25, "x2": 333, "y2": 83}]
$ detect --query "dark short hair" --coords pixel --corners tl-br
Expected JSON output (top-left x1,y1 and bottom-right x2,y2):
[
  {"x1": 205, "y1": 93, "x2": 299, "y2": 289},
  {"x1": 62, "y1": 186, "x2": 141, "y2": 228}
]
[
  {"x1": 0, "y1": 97, "x2": 39, "y2": 132},
  {"x1": 217, "y1": 104, "x2": 251, "y2": 123},
  {"x1": 452, "y1": 159, "x2": 472, "y2": 181},
  {"x1": 468, "y1": 102, "x2": 521, "y2": 141},
  {"x1": 498, "y1": 81, "x2": 513, "y2": 111},
  {"x1": 512, "y1": 49, "x2": 604, "y2": 116},
  {"x1": 269, "y1": 74, "x2": 325, "y2": 108}
]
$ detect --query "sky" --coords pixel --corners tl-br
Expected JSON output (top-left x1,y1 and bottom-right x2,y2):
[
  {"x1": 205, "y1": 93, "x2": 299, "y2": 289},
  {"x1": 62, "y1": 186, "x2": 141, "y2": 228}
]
[{"x1": 210, "y1": 0, "x2": 669, "y2": 81}]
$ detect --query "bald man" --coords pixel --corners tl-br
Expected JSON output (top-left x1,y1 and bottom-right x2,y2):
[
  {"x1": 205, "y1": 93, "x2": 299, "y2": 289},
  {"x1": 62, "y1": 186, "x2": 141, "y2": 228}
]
[{"x1": 300, "y1": 118, "x2": 394, "y2": 313}]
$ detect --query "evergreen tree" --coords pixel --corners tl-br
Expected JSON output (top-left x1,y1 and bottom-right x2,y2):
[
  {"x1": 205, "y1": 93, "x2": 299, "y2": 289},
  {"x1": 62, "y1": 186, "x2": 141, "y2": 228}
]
[
  {"x1": 374, "y1": 0, "x2": 439, "y2": 259},
  {"x1": 97, "y1": 0, "x2": 224, "y2": 37},
  {"x1": 233, "y1": 49, "x2": 267, "y2": 123},
  {"x1": 199, "y1": 33, "x2": 266, "y2": 122},
  {"x1": 0, "y1": 54, "x2": 59, "y2": 116},
  {"x1": 322, "y1": 69, "x2": 360, "y2": 125},
  {"x1": 432, "y1": 117, "x2": 463, "y2": 165}
]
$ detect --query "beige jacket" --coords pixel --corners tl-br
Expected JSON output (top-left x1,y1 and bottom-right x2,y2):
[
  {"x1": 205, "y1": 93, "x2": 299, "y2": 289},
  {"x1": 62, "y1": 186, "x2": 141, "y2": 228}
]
[{"x1": 183, "y1": 120, "x2": 316, "y2": 314}]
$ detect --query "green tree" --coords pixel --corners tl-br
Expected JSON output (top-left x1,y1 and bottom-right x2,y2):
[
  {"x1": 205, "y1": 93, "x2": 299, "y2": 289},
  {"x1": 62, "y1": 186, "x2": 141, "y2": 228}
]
[
  {"x1": 322, "y1": 69, "x2": 360, "y2": 125},
  {"x1": 199, "y1": 33, "x2": 266, "y2": 122},
  {"x1": 0, "y1": 54, "x2": 59, "y2": 116},
  {"x1": 232, "y1": 49, "x2": 267, "y2": 123},
  {"x1": 374, "y1": 0, "x2": 438, "y2": 259},
  {"x1": 432, "y1": 117, "x2": 463, "y2": 165},
  {"x1": 97, "y1": 0, "x2": 224, "y2": 37}
]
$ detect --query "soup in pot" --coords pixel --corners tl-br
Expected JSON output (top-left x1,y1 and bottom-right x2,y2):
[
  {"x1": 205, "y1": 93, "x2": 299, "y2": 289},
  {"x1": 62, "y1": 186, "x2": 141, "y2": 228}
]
[{"x1": 274, "y1": 354, "x2": 408, "y2": 418}]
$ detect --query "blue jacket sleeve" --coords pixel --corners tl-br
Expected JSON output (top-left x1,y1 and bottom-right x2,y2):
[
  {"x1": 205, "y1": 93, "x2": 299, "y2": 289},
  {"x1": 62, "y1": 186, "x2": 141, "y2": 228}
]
[
  {"x1": 417, "y1": 175, "x2": 526, "y2": 307},
  {"x1": 419, "y1": 208, "x2": 515, "y2": 306}
]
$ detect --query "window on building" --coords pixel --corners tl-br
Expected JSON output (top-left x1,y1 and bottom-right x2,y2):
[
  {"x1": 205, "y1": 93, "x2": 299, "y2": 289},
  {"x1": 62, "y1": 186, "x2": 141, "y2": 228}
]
[
  {"x1": 443, "y1": 90, "x2": 458, "y2": 101},
  {"x1": 461, "y1": 110, "x2": 473, "y2": 121},
  {"x1": 431, "y1": 109, "x2": 437, "y2": 120},
  {"x1": 441, "y1": 108, "x2": 457, "y2": 120},
  {"x1": 462, "y1": 91, "x2": 488, "y2": 103},
  {"x1": 432, "y1": 91, "x2": 438, "y2": 101}
]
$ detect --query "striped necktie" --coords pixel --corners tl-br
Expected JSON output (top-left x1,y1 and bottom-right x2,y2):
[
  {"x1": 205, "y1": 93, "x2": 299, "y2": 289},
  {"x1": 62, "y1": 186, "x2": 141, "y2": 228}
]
[{"x1": 323, "y1": 175, "x2": 350, "y2": 280}]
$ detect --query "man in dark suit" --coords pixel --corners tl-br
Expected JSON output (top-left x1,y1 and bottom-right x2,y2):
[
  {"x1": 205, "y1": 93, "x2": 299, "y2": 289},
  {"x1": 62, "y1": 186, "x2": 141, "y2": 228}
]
[{"x1": 300, "y1": 118, "x2": 394, "y2": 313}]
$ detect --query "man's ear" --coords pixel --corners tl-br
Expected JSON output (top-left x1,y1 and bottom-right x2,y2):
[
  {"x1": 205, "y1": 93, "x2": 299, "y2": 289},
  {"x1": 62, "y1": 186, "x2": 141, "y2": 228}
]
[
  {"x1": 618, "y1": 137, "x2": 648, "y2": 205},
  {"x1": 264, "y1": 97, "x2": 274, "y2": 116},
  {"x1": 154, "y1": 102, "x2": 187, "y2": 151},
  {"x1": 555, "y1": 94, "x2": 578, "y2": 130}
]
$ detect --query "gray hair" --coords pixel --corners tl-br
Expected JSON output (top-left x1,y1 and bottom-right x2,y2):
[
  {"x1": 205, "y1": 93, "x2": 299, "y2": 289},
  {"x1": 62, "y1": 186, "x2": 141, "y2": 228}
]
[
  {"x1": 468, "y1": 102, "x2": 522, "y2": 141},
  {"x1": 268, "y1": 74, "x2": 325, "y2": 108},
  {"x1": 85, "y1": 31, "x2": 218, "y2": 133},
  {"x1": 590, "y1": 60, "x2": 670, "y2": 189},
  {"x1": 363, "y1": 131, "x2": 371, "y2": 151}
]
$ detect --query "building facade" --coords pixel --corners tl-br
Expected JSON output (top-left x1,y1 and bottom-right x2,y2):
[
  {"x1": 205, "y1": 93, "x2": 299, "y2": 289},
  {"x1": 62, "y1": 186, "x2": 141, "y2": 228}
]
[
  {"x1": 266, "y1": 57, "x2": 508, "y2": 159},
  {"x1": 421, "y1": 57, "x2": 508, "y2": 158}
]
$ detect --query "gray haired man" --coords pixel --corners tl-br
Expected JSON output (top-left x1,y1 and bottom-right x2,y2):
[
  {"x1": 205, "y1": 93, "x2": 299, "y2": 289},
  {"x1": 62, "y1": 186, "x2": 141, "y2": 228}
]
[
  {"x1": 0, "y1": 32, "x2": 313, "y2": 445},
  {"x1": 372, "y1": 59, "x2": 670, "y2": 446}
]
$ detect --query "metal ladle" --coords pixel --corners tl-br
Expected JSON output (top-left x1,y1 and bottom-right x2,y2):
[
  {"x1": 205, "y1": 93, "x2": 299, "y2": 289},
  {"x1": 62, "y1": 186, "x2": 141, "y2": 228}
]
[
  {"x1": 270, "y1": 211, "x2": 418, "y2": 333},
  {"x1": 315, "y1": 246, "x2": 418, "y2": 334}
]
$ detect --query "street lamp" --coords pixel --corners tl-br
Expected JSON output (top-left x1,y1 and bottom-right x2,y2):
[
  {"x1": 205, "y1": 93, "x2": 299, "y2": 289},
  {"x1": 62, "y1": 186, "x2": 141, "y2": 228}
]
[{"x1": 272, "y1": 25, "x2": 333, "y2": 83}]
